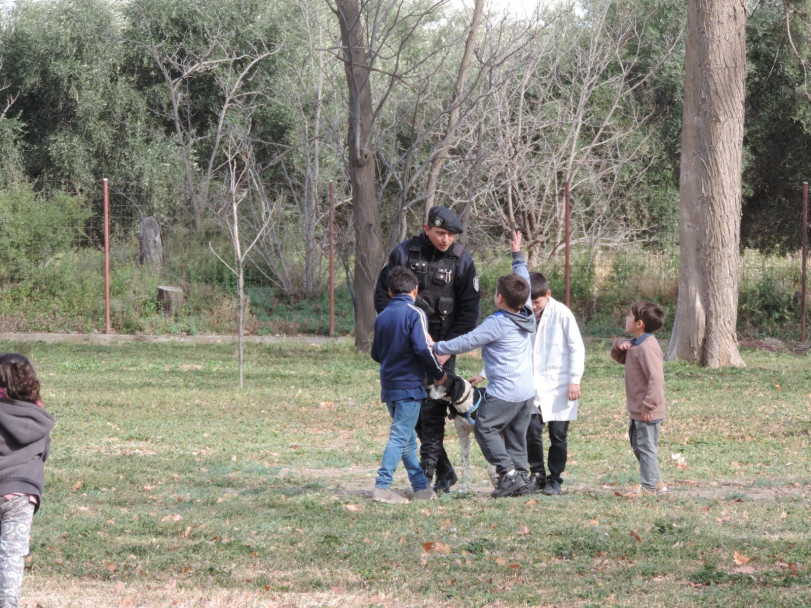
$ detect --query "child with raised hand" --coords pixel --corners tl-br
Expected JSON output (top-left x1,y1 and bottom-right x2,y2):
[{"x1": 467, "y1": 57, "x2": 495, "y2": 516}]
[
  {"x1": 0, "y1": 354, "x2": 55, "y2": 607},
  {"x1": 610, "y1": 302, "x2": 668, "y2": 495},
  {"x1": 433, "y1": 231, "x2": 536, "y2": 498}
]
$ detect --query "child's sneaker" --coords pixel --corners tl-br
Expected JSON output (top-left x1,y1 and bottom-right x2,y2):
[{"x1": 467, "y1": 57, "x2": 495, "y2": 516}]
[
  {"x1": 491, "y1": 472, "x2": 526, "y2": 498},
  {"x1": 542, "y1": 478, "x2": 561, "y2": 496},
  {"x1": 526, "y1": 472, "x2": 545, "y2": 493},
  {"x1": 371, "y1": 487, "x2": 409, "y2": 504},
  {"x1": 655, "y1": 481, "x2": 668, "y2": 494},
  {"x1": 413, "y1": 488, "x2": 436, "y2": 500}
]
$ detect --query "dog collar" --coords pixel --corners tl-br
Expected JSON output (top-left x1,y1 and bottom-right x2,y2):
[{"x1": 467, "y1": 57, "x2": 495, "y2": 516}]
[{"x1": 464, "y1": 390, "x2": 483, "y2": 426}]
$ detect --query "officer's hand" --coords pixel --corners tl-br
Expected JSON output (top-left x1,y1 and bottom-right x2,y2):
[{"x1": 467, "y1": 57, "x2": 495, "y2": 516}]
[
  {"x1": 436, "y1": 353, "x2": 451, "y2": 366},
  {"x1": 511, "y1": 230, "x2": 522, "y2": 253}
]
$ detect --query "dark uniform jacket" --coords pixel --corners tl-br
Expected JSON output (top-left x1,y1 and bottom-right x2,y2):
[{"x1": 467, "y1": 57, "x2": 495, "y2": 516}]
[{"x1": 374, "y1": 233, "x2": 480, "y2": 341}]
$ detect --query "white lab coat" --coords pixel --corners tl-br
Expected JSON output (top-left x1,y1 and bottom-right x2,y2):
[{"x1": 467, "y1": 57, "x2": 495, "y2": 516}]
[{"x1": 533, "y1": 297, "x2": 585, "y2": 421}]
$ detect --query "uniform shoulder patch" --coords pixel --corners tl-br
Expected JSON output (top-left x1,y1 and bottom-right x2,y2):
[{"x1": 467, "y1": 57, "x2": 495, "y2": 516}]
[{"x1": 473, "y1": 276, "x2": 480, "y2": 292}]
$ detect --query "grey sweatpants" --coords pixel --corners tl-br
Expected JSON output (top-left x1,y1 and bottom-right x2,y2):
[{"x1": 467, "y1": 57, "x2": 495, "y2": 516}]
[
  {"x1": 473, "y1": 394, "x2": 533, "y2": 476},
  {"x1": 0, "y1": 495, "x2": 34, "y2": 608}
]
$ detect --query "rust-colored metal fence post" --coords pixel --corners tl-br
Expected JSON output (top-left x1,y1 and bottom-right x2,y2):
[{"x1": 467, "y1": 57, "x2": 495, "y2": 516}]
[
  {"x1": 564, "y1": 181, "x2": 571, "y2": 308},
  {"x1": 329, "y1": 181, "x2": 335, "y2": 337},
  {"x1": 103, "y1": 178, "x2": 111, "y2": 334},
  {"x1": 802, "y1": 181, "x2": 808, "y2": 343}
]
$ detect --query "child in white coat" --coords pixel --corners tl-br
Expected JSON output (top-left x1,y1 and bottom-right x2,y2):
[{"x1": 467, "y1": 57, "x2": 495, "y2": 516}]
[{"x1": 525, "y1": 273, "x2": 585, "y2": 495}]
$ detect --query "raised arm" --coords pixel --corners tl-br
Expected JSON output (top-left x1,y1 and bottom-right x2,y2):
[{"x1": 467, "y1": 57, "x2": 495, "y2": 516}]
[{"x1": 510, "y1": 231, "x2": 531, "y2": 310}]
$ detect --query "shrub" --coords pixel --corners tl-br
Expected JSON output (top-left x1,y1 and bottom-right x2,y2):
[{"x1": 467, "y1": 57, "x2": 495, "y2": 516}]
[{"x1": 0, "y1": 183, "x2": 92, "y2": 281}]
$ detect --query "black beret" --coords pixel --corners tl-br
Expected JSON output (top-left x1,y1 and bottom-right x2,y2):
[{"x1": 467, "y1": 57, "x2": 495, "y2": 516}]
[{"x1": 427, "y1": 206, "x2": 464, "y2": 233}]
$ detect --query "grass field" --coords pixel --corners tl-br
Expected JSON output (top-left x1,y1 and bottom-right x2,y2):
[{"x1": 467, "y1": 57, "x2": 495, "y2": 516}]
[{"x1": 0, "y1": 338, "x2": 808, "y2": 608}]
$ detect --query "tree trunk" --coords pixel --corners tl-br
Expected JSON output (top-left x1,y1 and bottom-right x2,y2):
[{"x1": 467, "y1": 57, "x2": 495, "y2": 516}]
[
  {"x1": 667, "y1": 0, "x2": 746, "y2": 368},
  {"x1": 157, "y1": 286, "x2": 184, "y2": 315},
  {"x1": 335, "y1": 0, "x2": 386, "y2": 351},
  {"x1": 139, "y1": 216, "x2": 163, "y2": 269}
]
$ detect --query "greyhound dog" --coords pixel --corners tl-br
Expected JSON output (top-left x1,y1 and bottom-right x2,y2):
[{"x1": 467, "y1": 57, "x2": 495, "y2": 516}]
[{"x1": 427, "y1": 372, "x2": 498, "y2": 492}]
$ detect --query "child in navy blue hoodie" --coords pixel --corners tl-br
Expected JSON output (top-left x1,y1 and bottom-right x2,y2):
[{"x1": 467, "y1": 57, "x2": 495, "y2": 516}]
[{"x1": 370, "y1": 267, "x2": 447, "y2": 504}]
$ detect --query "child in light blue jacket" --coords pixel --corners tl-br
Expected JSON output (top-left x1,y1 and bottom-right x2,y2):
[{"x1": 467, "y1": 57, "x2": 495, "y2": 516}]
[{"x1": 433, "y1": 232, "x2": 535, "y2": 497}]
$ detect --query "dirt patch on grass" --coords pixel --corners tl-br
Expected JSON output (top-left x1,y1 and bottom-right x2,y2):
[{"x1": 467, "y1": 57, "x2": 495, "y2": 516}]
[
  {"x1": 23, "y1": 577, "x2": 437, "y2": 608},
  {"x1": 277, "y1": 466, "x2": 808, "y2": 502}
]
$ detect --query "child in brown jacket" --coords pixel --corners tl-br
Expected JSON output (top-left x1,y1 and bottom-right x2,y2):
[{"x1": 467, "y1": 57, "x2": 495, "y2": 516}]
[{"x1": 610, "y1": 301, "x2": 667, "y2": 495}]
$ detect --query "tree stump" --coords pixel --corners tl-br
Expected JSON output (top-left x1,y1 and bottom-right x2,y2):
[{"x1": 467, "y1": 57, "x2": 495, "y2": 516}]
[
  {"x1": 157, "y1": 286, "x2": 184, "y2": 315},
  {"x1": 139, "y1": 217, "x2": 163, "y2": 268}
]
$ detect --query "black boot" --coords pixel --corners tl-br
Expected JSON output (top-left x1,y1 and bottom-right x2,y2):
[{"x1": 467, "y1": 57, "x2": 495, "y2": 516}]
[
  {"x1": 421, "y1": 463, "x2": 436, "y2": 487},
  {"x1": 433, "y1": 469, "x2": 458, "y2": 493}
]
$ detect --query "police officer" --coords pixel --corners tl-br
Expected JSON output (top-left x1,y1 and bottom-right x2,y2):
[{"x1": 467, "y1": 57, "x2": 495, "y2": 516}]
[{"x1": 374, "y1": 206, "x2": 481, "y2": 492}]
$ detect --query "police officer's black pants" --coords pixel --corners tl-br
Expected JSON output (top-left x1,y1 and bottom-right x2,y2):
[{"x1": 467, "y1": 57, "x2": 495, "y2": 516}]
[{"x1": 416, "y1": 397, "x2": 455, "y2": 485}]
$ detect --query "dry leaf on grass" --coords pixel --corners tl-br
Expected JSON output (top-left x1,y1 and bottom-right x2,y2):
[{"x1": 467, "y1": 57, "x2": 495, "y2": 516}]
[
  {"x1": 733, "y1": 550, "x2": 755, "y2": 565},
  {"x1": 161, "y1": 513, "x2": 182, "y2": 522},
  {"x1": 630, "y1": 529, "x2": 642, "y2": 542},
  {"x1": 422, "y1": 541, "x2": 451, "y2": 555},
  {"x1": 733, "y1": 565, "x2": 756, "y2": 575},
  {"x1": 345, "y1": 504, "x2": 361, "y2": 512}
]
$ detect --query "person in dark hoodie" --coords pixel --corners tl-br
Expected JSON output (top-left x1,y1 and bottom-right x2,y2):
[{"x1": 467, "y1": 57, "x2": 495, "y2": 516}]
[
  {"x1": 370, "y1": 267, "x2": 448, "y2": 504},
  {"x1": 0, "y1": 354, "x2": 54, "y2": 608},
  {"x1": 432, "y1": 231, "x2": 536, "y2": 498}
]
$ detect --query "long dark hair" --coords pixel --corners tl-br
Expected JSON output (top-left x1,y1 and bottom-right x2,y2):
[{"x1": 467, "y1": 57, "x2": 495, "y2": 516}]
[{"x1": 0, "y1": 353, "x2": 41, "y2": 404}]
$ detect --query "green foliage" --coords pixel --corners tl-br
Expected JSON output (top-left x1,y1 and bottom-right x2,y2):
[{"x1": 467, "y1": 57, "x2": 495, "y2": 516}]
[
  {"x1": 0, "y1": 183, "x2": 92, "y2": 281},
  {"x1": 737, "y1": 250, "x2": 804, "y2": 339},
  {"x1": 0, "y1": 114, "x2": 25, "y2": 187},
  {"x1": 248, "y1": 284, "x2": 355, "y2": 336},
  {"x1": 1, "y1": 0, "x2": 187, "y2": 229},
  {"x1": 741, "y1": 0, "x2": 811, "y2": 252}
]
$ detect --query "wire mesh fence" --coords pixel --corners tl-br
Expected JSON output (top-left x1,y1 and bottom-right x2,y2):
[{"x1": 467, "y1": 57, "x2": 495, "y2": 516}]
[{"x1": 2, "y1": 179, "x2": 809, "y2": 341}]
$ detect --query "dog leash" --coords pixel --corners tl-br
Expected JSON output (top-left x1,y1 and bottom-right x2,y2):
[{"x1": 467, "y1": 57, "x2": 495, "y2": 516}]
[{"x1": 463, "y1": 389, "x2": 482, "y2": 426}]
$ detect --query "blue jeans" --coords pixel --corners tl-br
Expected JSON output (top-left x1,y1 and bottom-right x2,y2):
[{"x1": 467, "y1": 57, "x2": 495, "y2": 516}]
[{"x1": 376, "y1": 394, "x2": 429, "y2": 491}]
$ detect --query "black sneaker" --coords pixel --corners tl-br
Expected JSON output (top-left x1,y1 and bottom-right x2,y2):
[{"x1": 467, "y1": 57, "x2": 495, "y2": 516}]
[
  {"x1": 433, "y1": 470, "x2": 458, "y2": 493},
  {"x1": 542, "y1": 478, "x2": 561, "y2": 496},
  {"x1": 491, "y1": 472, "x2": 526, "y2": 498},
  {"x1": 526, "y1": 472, "x2": 546, "y2": 493}
]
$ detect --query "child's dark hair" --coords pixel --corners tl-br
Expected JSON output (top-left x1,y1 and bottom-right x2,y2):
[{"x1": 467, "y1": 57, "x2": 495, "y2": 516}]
[
  {"x1": 529, "y1": 272, "x2": 550, "y2": 300},
  {"x1": 0, "y1": 353, "x2": 41, "y2": 404},
  {"x1": 631, "y1": 301, "x2": 665, "y2": 333},
  {"x1": 497, "y1": 273, "x2": 530, "y2": 311},
  {"x1": 387, "y1": 266, "x2": 419, "y2": 295}
]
